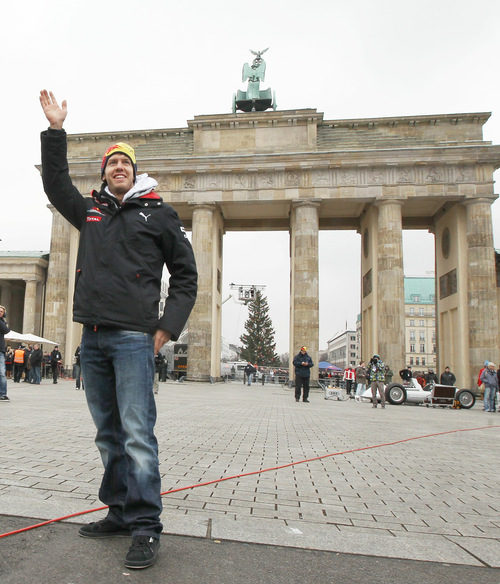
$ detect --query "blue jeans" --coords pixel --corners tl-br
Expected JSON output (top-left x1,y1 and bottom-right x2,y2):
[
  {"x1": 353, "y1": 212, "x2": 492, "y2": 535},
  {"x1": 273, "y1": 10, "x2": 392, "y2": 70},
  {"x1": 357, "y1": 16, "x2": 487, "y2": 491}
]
[
  {"x1": 80, "y1": 327, "x2": 162, "y2": 537},
  {"x1": 32, "y1": 366, "x2": 41, "y2": 384},
  {"x1": 0, "y1": 353, "x2": 6, "y2": 397},
  {"x1": 484, "y1": 386, "x2": 497, "y2": 411},
  {"x1": 355, "y1": 382, "x2": 366, "y2": 397}
]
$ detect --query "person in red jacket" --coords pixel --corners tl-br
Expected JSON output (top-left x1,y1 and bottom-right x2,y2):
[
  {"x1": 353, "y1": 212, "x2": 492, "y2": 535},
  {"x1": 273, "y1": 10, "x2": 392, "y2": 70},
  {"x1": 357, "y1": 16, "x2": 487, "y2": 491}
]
[{"x1": 343, "y1": 364, "x2": 355, "y2": 397}]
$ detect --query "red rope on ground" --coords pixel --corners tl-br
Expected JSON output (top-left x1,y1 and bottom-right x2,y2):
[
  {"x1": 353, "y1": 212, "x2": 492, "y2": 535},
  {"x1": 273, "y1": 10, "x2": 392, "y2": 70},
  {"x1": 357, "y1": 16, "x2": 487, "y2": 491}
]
[{"x1": 1, "y1": 424, "x2": 498, "y2": 539}]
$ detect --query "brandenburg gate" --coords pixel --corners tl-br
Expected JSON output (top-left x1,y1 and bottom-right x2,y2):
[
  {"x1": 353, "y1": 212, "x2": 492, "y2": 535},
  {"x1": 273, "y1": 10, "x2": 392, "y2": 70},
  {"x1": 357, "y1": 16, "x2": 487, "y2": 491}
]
[{"x1": 41, "y1": 105, "x2": 500, "y2": 389}]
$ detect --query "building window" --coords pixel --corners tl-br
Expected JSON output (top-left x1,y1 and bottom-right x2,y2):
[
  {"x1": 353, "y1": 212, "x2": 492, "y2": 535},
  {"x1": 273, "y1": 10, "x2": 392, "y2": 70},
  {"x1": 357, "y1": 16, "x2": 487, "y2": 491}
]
[
  {"x1": 422, "y1": 358, "x2": 426, "y2": 366},
  {"x1": 413, "y1": 295, "x2": 420, "y2": 302},
  {"x1": 410, "y1": 344, "x2": 415, "y2": 353},
  {"x1": 419, "y1": 308, "x2": 424, "y2": 316},
  {"x1": 420, "y1": 320, "x2": 425, "y2": 327},
  {"x1": 420, "y1": 343, "x2": 425, "y2": 352},
  {"x1": 416, "y1": 357, "x2": 420, "y2": 366},
  {"x1": 409, "y1": 357, "x2": 414, "y2": 365},
  {"x1": 410, "y1": 308, "x2": 415, "y2": 316},
  {"x1": 410, "y1": 331, "x2": 416, "y2": 341},
  {"x1": 410, "y1": 319, "x2": 415, "y2": 326},
  {"x1": 419, "y1": 331, "x2": 425, "y2": 340}
]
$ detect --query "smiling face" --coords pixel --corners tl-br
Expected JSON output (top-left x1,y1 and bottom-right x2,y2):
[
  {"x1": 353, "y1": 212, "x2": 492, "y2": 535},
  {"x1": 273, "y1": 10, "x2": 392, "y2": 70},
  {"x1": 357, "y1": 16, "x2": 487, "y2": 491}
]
[{"x1": 103, "y1": 153, "x2": 135, "y2": 198}]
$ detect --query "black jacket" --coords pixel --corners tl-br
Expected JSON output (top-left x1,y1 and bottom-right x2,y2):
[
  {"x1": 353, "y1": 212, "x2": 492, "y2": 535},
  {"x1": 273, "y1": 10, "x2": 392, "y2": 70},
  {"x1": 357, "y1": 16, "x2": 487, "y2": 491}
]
[
  {"x1": 30, "y1": 348, "x2": 43, "y2": 368},
  {"x1": 41, "y1": 129, "x2": 197, "y2": 340},
  {"x1": 0, "y1": 317, "x2": 10, "y2": 353},
  {"x1": 244, "y1": 364, "x2": 256, "y2": 376},
  {"x1": 293, "y1": 352, "x2": 314, "y2": 378},
  {"x1": 440, "y1": 371, "x2": 456, "y2": 386}
]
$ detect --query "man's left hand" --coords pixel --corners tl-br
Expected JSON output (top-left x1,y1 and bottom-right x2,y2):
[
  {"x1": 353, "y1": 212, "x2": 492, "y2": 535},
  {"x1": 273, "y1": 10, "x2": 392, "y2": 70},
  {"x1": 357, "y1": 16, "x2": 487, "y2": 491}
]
[{"x1": 154, "y1": 329, "x2": 171, "y2": 354}]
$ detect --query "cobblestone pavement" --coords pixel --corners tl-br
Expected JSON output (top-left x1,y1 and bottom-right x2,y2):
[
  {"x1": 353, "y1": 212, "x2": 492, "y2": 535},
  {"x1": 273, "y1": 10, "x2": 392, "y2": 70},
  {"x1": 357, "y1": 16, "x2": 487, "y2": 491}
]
[{"x1": 1, "y1": 379, "x2": 499, "y2": 568}]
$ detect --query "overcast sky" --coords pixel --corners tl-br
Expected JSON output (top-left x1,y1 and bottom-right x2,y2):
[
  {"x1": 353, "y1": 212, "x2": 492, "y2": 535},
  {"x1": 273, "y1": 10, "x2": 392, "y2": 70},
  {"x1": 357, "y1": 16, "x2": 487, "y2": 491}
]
[{"x1": 2, "y1": 0, "x2": 499, "y2": 353}]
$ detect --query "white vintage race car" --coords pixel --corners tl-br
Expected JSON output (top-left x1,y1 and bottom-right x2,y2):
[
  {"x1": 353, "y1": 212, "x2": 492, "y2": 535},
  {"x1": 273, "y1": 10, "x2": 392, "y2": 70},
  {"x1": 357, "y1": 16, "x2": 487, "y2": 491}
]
[{"x1": 359, "y1": 378, "x2": 476, "y2": 408}]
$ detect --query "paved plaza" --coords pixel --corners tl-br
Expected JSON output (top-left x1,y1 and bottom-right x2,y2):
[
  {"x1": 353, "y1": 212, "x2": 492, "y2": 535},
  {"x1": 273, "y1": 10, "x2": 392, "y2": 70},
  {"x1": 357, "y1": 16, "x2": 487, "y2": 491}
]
[{"x1": 1, "y1": 378, "x2": 499, "y2": 575}]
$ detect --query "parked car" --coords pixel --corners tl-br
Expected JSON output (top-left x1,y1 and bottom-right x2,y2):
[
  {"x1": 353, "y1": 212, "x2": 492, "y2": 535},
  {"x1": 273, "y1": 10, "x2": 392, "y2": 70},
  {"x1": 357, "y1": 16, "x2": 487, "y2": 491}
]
[{"x1": 360, "y1": 377, "x2": 476, "y2": 408}]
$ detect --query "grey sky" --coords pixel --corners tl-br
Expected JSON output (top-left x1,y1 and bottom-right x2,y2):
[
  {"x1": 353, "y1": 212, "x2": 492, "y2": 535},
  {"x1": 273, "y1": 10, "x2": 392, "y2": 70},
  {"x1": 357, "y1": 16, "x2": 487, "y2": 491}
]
[{"x1": 2, "y1": 0, "x2": 499, "y2": 353}]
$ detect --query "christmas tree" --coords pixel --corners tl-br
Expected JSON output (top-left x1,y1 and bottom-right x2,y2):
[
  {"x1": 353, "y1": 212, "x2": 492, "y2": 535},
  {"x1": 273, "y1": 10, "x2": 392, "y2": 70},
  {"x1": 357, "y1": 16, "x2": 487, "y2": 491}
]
[{"x1": 239, "y1": 290, "x2": 280, "y2": 366}]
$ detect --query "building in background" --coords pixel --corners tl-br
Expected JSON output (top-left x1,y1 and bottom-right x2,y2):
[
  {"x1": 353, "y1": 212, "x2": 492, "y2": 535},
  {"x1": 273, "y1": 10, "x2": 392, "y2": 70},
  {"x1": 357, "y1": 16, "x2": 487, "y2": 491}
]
[
  {"x1": 327, "y1": 329, "x2": 359, "y2": 369},
  {"x1": 404, "y1": 277, "x2": 436, "y2": 370}
]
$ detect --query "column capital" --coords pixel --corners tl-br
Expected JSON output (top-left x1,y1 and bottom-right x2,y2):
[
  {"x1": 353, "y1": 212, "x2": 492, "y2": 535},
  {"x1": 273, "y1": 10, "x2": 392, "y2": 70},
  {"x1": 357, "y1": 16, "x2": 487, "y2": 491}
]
[
  {"x1": 461, "y1": 196, "x2": 497, "y2": 208},
  {"x1": 188, "y1": 202, "x2": 218, "y2": 213},
  {"x1": 291, "y1": 199, "x2": 321, "y2": 210},
  {"x1": 373, "y1": 198, "x2": 405, "y2": 208}
]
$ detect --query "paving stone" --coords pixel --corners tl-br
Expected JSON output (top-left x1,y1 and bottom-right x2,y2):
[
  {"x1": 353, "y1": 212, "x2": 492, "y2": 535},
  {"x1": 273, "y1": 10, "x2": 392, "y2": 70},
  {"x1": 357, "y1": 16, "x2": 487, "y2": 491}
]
[{"x1": 446, "y1": 535, "x2": 500, "y2": 568}]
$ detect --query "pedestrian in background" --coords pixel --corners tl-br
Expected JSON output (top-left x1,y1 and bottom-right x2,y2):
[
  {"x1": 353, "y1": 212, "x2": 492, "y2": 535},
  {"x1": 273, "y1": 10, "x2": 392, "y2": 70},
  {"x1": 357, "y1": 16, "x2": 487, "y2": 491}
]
[
  {"x1": 244, "y1": 362, "x2": 256, "y2": 386},
  {"x1": 440, "y1": 366, "x2": 456, "y2": 386},
  {"x1": 354, "y1": 361, "x2": 367, "y2": 402},
  {"x1": 424, "y1": 369, "x2": 439, "y2": 385},
  {"x1": 399, "y1": 365, "x2": 413, "y2": 382},
  {"x1": 13, "y1": 345, "x2": 25, "y2": 383},
  {"x1": 343, "y1": 364, "x2": 355, "y2": 397},
  {"x1": 293, "y1": 346, "x2": 314, "y2": 402},
  {"x1": 5, "y1": 346, "x2": 13, "y2": 379},
  {"x1": 74, "y1": 345, "x2": 83, "y2": 390},
  {"x1": 368, "y1": 354, "x2": 386, "y2": 409},
  {"x1": 50, "y1": 345, "x2": 62, "y2": 384},
  {"x1": 0, "y1": 305, "x2": 10, "y2": 401},
  {"x1": 29, "y1": 343, "x2": 43, "y2": 385}
]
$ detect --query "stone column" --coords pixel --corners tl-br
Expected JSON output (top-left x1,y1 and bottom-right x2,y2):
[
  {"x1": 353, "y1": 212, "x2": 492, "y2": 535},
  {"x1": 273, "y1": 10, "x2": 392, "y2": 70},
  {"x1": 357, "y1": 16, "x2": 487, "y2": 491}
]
[
  {"x1": 22, "y1": 279, "x2": 38, "y2": 334},
  {"x1": 1, "y1": 283, "x2": 13, "y2": 318},
  {"x1": 289, "y1": 200, "x2": 320, "y2": 381},
  {"x1": 44, "y1": 207, "x2": 71, "y2": 349},
  {"x1": 187, "y1": 203, "x2": 223, "y2": 381},
  {"x1": 375, "y1": 200, "x2": 405, "y2": 371},
  {"x1": 464, "y1": 198, "x2": 499, "y2": 382}
]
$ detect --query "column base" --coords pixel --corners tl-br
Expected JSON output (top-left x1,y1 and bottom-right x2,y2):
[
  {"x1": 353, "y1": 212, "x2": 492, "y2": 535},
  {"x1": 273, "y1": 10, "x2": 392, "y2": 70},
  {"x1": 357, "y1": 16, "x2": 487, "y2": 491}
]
[{"x1": 185, "y1": 374, "x2": 223, "y2": 383}]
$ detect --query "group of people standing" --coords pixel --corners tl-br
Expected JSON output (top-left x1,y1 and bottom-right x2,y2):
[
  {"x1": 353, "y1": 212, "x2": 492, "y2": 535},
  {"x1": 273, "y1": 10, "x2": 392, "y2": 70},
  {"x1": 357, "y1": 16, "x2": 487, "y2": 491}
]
[
  {"x1": 9, "y1": 345, "x2": 62, "y2": 386},
  {"x1": 349, "y1": 356, "x2": 387, "y2": 407},
  {"x1": 477, "y1": 361, "x2": 499, "y2": 412}
]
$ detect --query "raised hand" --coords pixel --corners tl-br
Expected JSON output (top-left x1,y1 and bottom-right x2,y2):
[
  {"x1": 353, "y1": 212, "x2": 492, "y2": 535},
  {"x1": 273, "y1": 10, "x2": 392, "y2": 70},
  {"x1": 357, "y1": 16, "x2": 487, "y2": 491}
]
[{"x1": 39, "y1": 89, "x2": 67, "y2": 130}]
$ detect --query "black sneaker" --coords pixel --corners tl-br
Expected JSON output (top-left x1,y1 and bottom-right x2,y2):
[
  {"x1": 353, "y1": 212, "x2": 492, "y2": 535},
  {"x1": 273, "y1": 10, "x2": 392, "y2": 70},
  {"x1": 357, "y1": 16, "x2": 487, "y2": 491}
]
[
  {"x1": 0, "y1": 396, "x2": 10, "y2": 401},
  {"x1": 78, "y1": 518, "x2": 131, "y2": 538},
  {"x1": 125, "y1": 535, "x2": 160, "y2": 569}
]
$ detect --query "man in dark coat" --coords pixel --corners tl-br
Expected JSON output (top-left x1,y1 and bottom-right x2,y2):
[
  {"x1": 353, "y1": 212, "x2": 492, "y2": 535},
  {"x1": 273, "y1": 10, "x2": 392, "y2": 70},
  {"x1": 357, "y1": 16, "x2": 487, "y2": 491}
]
[
  {"x1": 40, "y1": 89, "x2": 197, "y2": 570},
  {"x1": 29, "y1": 343, "x2": 43, "y2": 385},
  {"x1": 0, "y1": 305, "x2": 11, "y2": 401},
  {"x1": 440, "y1": 367, "x2": 456, "y2": 386},
  {"x1": 399, "y1": 366, "x2": 413, "y2": 382},
  {"x1": 50, "y1": 345, "x2": 62, "y2": 384},
  {"x1": 293, "y1": 346, "x2": 314, "y2": 403},
  {"x1": 244, "y1": 363, "x2": 256, "y2": 386}
]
